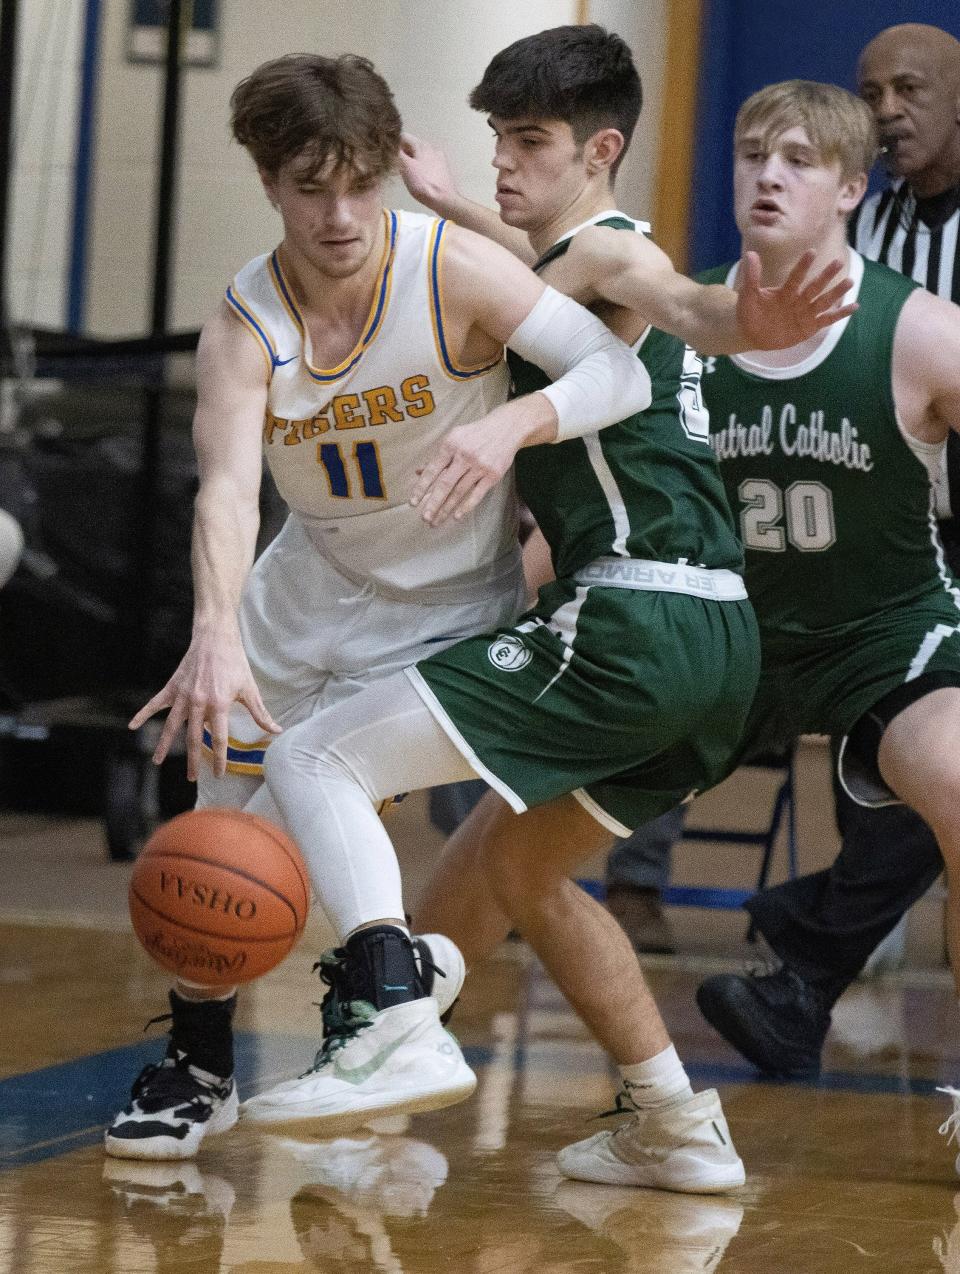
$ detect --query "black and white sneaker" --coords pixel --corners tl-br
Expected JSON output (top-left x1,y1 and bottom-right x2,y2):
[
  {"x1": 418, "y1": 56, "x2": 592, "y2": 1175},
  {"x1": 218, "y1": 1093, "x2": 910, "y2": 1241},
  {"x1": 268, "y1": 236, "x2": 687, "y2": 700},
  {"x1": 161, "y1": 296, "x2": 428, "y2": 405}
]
[
  {"x1": 105, "y1": 1054, "x2": 238, "y2": 1161},
  {"x1": 105, "y1": 990, "x2": 239, "y2": 1161}
]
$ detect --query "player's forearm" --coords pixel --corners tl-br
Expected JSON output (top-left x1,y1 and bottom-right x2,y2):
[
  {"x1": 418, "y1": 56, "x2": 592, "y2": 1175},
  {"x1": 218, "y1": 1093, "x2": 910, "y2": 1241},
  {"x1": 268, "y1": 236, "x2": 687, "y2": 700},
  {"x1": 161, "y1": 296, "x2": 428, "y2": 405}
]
[
  {"x1": 672, "y1": 282, "x2": 750, "y2": 354},
  {"x1": 607, "y1": 264, "x2": 744, "y2": 353},
  {"x1": 438, "y1": 195, "x2": 534, "y2": 260},
  {"x1": 190, "y1": 480, "x2": 260, "y2": 633}
]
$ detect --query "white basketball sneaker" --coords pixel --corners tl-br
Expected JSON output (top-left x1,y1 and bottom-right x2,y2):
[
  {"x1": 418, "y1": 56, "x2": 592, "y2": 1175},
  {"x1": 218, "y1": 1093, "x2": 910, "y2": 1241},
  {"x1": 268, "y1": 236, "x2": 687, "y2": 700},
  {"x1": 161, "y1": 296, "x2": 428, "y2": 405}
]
[
  {"x1": 242, "y1": 996, "x2": 475, "y2": 1134},
  {"x1": 415, "y1": 932, "x2": 466, "y2": 1021},
  {"x1": 242, "y1": 925, "x2": 475, "y2": 1135},
  {"x1": 557, "y1": 1089, "x2": 745, "y2": 1193}
]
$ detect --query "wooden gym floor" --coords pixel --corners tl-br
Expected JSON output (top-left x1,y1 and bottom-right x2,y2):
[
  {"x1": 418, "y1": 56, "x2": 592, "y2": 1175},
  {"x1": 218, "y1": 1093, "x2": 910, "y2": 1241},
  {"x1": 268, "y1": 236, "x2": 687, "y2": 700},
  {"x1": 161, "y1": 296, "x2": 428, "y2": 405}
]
[{"x1": 1, "y1": 739, "x2": 959, "y2": 1273}]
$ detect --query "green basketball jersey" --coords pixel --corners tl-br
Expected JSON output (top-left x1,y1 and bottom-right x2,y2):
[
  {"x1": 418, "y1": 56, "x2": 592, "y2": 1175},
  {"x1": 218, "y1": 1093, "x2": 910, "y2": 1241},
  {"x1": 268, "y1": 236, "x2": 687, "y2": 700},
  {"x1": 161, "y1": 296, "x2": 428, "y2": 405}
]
[
  {"x1": 699, "y1": 254, "x2": 954, "y2": 636},
  {"x1": 509, "y1": 214, "x2": 743, "y2": 578}
]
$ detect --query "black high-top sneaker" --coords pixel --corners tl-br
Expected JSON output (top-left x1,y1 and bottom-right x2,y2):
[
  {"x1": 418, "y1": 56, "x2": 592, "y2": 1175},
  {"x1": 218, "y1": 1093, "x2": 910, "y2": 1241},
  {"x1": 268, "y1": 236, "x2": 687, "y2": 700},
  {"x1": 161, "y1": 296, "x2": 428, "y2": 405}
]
[
  {"x1": 241, "y1": 926, "x2": 476, "y2": 1134},
  {"x1": 696, "y1": 965, "x2": 831, "y2": 1078},
  {"x1": 105, "y1": 991, "x2": 239, "y2": 1160}
]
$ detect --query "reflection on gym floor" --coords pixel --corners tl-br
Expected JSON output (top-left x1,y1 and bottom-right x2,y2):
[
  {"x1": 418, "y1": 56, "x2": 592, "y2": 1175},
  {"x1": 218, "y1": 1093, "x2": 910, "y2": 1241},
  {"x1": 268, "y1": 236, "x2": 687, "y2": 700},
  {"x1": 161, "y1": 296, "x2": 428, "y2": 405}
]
[{"x1": 2, "y1": 901, "x2": 960, "y2": 1273}]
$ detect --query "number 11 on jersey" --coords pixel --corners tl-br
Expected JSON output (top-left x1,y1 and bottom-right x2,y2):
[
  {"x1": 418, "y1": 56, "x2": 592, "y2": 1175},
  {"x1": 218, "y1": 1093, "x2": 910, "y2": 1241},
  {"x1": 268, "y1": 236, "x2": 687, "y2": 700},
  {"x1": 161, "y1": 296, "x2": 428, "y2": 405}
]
[{"x1": 318, "y1": 440, "x2": 387, "y2": 500}]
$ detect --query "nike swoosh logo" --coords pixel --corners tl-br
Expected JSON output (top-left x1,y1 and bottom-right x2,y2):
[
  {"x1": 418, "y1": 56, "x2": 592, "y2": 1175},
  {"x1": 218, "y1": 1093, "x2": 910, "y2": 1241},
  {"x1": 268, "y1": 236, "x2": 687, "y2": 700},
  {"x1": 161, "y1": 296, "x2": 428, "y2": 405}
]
[
  {"x1": 331, "y1": 1023, "x2": 423, "y2": 1085},
  {"x1": 274, "y1": 354, "x2": 298, "y2": 367}
]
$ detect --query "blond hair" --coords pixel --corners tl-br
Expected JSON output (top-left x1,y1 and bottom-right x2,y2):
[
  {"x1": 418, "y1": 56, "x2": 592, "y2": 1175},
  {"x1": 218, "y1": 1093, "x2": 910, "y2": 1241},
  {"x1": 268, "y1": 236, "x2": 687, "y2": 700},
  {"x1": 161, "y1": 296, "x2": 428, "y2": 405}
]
[{"x1": 735, "y1": 80, "x2": 877, "y2": 180}]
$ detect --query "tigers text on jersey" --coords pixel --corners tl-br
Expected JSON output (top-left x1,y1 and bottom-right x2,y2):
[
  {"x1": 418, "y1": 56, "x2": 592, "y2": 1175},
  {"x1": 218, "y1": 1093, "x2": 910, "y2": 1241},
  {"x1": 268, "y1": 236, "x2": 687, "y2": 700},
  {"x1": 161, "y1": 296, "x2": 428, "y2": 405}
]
[
  {"x1": 508, "y1": 211, "x2": 743, "y2": 579},
  {"x1": 699, "y1": 252, "x2": 957, "y2": 637},
  {"x1": 227, "y1": 209, "x2": 517, "y2": 598}
]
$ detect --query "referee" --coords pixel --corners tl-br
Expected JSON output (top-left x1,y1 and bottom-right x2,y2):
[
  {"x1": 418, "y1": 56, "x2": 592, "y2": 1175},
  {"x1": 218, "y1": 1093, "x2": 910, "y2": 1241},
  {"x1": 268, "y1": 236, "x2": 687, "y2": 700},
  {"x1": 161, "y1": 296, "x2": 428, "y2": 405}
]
[{"x1": 698, "y1": 23, "x2": 960, "y2": 1078}]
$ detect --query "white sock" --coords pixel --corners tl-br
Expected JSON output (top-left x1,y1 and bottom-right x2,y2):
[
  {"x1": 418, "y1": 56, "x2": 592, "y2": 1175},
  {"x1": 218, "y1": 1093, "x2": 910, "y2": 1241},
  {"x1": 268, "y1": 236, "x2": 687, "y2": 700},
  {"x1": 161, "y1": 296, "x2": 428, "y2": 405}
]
[
  {"x1": 346, "y1": 920, "x2": 411, "y2": 941},
  {"x1": 175, "y1": 982, "x2": 236, "y2": 1001},
  {"x1": 618, "y1": 1044, "x2": 694, "y2": 1111}
]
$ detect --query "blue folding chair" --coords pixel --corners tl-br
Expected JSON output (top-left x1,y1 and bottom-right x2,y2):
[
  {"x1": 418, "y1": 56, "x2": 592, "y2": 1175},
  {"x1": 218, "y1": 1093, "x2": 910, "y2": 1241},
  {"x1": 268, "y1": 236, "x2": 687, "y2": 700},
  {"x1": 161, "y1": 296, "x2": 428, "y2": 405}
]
[
  {"x1": 578, "y1": 750, "x2": 799, "y2": 933},
  {"x1": 662, "y1": 749, "x2": 799, "y2": 917}
]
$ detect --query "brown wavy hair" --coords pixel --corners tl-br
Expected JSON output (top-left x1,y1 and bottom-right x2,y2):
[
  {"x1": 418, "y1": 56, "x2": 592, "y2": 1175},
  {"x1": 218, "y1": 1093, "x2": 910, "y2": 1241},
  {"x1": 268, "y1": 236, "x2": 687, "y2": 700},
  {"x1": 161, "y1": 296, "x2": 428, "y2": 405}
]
[{"x1": 230, "y1": 53, "x2": 402, "y2": 180}]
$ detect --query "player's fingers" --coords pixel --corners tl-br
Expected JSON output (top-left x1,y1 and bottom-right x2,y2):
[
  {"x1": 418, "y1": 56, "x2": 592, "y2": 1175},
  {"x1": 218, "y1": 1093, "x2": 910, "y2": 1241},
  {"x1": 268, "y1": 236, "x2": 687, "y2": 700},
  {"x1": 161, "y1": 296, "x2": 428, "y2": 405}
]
[
  {"x1": 184, "y1": 703, "x2": 207, "y2": 782},
  {"x1": 741, "y1": 250, "x2": 762, "y2": 291},
  {"x1": 428, "y1": 470, "x2": 484, "y2": 525},
  {"x1": 812, "y1": 301, "x2": 858, "y2": 328},
  {"x1": 418, "y1": 461, "x2": 467, "y2": 524},
  {"x1": 239, "y1": 687, "x2": 282, "y2": 736},
  {"x1": 796, "y1": 257, "x2": 845, "y2": 301},
  {"x1": 450, "y1": 473, "x2": 497, "y2": 521},
  {"x1": 809, "y1": 279, "x2": 855, "y2": 313},
  {"x1": 152, "y1": 693, "x2": 189, "y2": 767},
  {"x1": 410, "y1": 452, "x2": 454, "y2": 506},
  {"x1": 206, "y1": 706, "x2": 232, "y2": 780},
  {"x1": 128, "y1": 688, "x2": 174, "y2": 731},
  {"x1": 782, "y1": 249, "x2": 818, "y2": 292}
]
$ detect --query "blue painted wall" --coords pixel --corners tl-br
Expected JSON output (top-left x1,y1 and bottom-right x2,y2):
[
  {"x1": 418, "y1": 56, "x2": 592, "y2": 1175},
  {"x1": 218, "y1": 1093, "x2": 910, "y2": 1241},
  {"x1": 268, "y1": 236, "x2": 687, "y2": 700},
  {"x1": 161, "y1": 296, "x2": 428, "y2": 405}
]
[{"x1": 691, "y1": 0, "x2": 960, "y2": 272}]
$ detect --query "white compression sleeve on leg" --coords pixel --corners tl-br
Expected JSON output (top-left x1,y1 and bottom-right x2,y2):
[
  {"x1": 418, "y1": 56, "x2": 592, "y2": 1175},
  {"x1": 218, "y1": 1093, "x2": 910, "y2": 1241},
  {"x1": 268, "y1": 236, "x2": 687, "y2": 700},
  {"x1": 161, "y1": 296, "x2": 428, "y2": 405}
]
[
  {"x1": 505, "y1": 285, "x2": 651, "y2": 442},
  {"x1": 262, "y1": 673, "x2": 477, "y2": 940}
]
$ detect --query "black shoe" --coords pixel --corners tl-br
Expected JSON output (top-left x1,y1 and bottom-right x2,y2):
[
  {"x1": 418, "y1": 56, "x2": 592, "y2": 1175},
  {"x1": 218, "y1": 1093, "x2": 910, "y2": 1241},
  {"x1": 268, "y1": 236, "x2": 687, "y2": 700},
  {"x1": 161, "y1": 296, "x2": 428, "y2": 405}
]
[
  {"x1": 696, "y1": 966, "x2": 830, "y2": 1078},
  {"x1": 104, "y1": 992, "x2": 239, "y2": 1161}
]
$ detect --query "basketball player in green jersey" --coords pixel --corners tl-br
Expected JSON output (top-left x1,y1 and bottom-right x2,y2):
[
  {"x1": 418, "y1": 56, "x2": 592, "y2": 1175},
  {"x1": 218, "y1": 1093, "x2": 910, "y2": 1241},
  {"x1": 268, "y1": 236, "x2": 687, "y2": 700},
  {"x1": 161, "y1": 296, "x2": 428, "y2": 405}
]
[
  {"x1": 242, "y1": 26, "x2": 861, "y2": 1191},
  {"x1": 690, "y1": 78, "x2": 960, "y2": 1177}
]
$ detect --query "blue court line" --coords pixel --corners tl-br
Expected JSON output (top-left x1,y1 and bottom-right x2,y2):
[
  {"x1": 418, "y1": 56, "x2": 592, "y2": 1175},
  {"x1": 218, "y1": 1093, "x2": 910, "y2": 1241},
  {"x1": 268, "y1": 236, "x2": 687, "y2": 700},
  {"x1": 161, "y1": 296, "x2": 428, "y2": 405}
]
[
  {"x1": 0, "y1": 1037, "x2": 951, "y2": 1170},
  {"x1": 0, "y1": 1031, "x2": 310, "y2": 1170}
]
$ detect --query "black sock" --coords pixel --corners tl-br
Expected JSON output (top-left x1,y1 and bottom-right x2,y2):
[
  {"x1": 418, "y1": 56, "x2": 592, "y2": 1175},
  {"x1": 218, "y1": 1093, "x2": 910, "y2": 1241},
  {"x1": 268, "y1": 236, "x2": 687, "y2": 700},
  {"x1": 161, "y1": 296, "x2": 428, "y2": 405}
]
[
  {"x1": 168, "y1": 990, "x2": 236, "y2": 1078},
  {"x1": 341, "y1": 925, "x2": 426, "y2": 1010}
]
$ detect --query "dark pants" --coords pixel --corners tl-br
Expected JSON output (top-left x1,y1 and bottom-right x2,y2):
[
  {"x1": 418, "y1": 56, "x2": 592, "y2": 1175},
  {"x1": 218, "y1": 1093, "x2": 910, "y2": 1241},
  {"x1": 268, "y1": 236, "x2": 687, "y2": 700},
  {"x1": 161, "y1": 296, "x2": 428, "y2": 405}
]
[
  {"x1": 607, "y1": 806, "x2": 684, "y2": 891},
  {"x1": 605, "y1": 745, "x2": 944, "y2": 1002},
  {"x1": 745, "y1": 745, "x2": 944, "y2": 1000},
  {"x1": 428, "y1": 780, "x2": 487, "y2": 837},
  {"x1": 746, "y1": 519, "x2": 960, "y2": 998}
]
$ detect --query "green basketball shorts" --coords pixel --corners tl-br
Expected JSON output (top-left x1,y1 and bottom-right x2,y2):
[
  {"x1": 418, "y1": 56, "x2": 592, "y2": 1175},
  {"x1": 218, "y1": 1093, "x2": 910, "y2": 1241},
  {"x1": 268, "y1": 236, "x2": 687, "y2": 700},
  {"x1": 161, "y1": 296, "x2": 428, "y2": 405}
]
[
  {"x1": 406, "y1": 568, "x2": 760, "y2": 835},
  {"x1": 742, "y1": 586, "x2": 960, "y2": 766}
]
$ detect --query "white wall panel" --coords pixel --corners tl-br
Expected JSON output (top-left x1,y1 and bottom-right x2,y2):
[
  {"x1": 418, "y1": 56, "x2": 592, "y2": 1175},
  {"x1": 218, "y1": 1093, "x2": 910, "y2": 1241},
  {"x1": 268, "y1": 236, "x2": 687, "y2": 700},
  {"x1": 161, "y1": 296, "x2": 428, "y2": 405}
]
[
  {"x1": 8, "y1": 0, "x2": 84, "y2": 329},
  {"x1": 80, "y1": 0, "x2": 670, "y2": 335}
]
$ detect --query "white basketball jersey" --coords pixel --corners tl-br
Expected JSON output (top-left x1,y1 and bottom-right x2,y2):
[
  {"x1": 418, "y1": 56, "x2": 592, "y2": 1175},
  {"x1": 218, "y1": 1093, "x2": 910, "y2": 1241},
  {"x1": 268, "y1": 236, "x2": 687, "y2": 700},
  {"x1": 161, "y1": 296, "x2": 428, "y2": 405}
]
[{"x1": 227, "y1": 209, "x2": 518, "y2": 597}]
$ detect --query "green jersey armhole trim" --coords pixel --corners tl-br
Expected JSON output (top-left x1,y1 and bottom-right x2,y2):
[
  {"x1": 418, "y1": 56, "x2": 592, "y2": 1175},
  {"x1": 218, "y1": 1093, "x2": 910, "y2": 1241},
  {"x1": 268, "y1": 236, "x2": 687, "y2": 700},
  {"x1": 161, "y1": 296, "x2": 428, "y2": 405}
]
[{"x1": 728, "y1": 248, "x2": 864, "y2": 380}]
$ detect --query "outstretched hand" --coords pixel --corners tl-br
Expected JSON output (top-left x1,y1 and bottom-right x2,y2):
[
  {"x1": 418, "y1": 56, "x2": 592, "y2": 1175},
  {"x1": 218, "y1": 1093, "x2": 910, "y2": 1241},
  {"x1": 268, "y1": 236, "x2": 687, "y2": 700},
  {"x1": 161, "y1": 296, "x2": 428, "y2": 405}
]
[
  {"x1": 399, "y1": 133, "x2": 458, "y2": 209},
  {"x1": 128, "y1": 628, "x2": 281, "y2": 782},
  {"x1": 737, "y1": 250, "x2": 857, "y2": 351}
]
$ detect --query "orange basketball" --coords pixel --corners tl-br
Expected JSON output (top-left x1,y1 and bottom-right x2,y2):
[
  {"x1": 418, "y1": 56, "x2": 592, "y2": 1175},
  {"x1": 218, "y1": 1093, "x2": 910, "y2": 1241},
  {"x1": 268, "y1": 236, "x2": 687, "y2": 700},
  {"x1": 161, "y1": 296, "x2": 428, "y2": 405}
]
[{"x1": 129, "y1": 807, "x2": 310, "y2": 986}]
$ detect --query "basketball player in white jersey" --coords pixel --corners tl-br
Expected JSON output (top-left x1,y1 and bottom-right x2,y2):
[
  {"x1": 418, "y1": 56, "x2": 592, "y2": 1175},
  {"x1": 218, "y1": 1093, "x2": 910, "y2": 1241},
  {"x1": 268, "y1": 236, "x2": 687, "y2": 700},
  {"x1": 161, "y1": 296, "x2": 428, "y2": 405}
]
[
  {"x1": 107, "y1": 51, "x2": 854, "y2": 1162},
  {"x1": 102, "y1": 50, "x2": 656, "y2": 1161}
]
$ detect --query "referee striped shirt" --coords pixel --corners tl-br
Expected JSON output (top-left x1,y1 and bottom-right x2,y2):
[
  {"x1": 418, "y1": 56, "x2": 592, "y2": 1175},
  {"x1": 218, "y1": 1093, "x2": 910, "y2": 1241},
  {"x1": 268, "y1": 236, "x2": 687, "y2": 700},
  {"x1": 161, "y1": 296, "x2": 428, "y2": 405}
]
[
  {"x1": 849, "y1": 182, "x2": 960, "y2": 300},
  {"x1": 849, "y1": 181, "x2": 960, "y2": 541}
]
